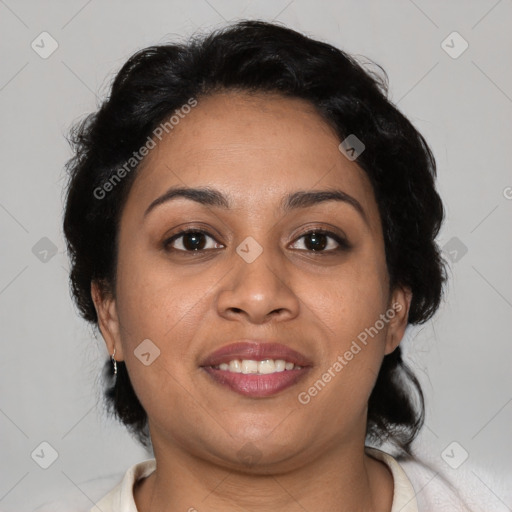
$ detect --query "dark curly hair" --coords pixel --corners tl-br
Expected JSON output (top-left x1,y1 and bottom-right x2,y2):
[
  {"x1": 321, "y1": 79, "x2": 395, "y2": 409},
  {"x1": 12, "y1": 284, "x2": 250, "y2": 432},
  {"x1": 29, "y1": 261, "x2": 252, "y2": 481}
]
[{"x1": 62, "y1": 20, "x2": 447, "y2": 455}]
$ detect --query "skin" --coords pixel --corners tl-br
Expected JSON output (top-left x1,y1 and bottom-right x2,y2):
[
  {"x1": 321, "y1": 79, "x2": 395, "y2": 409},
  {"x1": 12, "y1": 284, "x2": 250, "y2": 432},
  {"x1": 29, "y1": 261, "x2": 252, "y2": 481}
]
[{"x1": 91, "y1": 90, "x2": 412, "y2": 512}]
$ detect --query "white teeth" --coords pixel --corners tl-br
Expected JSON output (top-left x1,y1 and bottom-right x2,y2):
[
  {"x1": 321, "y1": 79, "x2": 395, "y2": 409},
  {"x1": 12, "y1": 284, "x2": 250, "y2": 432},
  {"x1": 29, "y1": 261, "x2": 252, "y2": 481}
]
[
  {"x1": 241, "y1": 359, "x2": 258, "y2": 374},
  {"x1": 212, "y1": 358, "x2": 302, "y2": 374},
  {"x1": 258, "y1": 359, "x2": 275, "y2": 374},
  {"x1": 228, "y1": 360, "x2": 242, "y2": 373},
  {"x1": 274, "y1": 359, "x2": 286, "y2": 372}
]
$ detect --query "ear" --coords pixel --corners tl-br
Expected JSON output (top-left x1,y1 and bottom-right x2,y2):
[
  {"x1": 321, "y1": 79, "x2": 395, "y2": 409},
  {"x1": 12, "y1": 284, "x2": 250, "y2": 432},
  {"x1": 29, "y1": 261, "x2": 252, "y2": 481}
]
[
  {"x1": 91, "y1": 280, "x2": 124, "y2": 361},
  {"x1": 384, "y1": 285, "x2": 412, "y2": 356}
]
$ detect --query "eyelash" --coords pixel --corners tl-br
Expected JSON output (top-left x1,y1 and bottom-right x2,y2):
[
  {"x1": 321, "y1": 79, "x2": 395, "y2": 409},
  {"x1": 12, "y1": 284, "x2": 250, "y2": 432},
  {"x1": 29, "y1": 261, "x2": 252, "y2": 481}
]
[{"x1": 163, "y1": 227, "x2": 351, "y2": 255}]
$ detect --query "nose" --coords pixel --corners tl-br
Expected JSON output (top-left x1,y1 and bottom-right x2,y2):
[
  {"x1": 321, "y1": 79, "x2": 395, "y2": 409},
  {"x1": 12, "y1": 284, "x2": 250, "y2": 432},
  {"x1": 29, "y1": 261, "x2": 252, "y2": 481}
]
[{"x1": 216, "y1": 246, "x2": 300, "y2": 325}]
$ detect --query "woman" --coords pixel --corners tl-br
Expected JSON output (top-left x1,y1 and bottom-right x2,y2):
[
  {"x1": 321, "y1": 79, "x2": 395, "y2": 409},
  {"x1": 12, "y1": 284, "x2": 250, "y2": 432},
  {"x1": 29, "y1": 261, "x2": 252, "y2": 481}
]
[{"x1": 62, "y1": 19, "x2": 483, "y2": 512}]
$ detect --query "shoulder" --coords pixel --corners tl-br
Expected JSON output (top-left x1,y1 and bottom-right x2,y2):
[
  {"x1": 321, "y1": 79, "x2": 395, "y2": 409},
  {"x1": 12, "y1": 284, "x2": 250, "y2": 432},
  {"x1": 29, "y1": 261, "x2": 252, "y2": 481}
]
[
  {"x1": 395, "y1": 451, "x2": 512, "y2": 512},
  {"x1": 91, "y1": 458, "x2": 156, "y2": 511}
]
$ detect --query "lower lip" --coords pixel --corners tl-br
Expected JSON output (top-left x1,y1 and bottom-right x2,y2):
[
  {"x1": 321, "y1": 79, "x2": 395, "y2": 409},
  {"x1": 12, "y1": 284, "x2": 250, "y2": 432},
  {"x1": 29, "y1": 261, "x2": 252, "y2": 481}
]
[{"x1": 201, "y1": 367, "x2": 311, "y2": 398}]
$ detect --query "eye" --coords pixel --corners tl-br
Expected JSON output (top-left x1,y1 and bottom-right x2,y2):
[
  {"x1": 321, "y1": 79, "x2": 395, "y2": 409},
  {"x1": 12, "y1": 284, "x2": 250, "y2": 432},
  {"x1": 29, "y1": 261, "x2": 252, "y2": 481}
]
[
  {"x1": 163, "y1": 227, "x2": 350, "y2": 254},
  {"x1": 164, "y1": 229, "x2": 224, "y2": 253},
  {"x1": 290, "y1": 229, "x2": 350, "y2": 253}
]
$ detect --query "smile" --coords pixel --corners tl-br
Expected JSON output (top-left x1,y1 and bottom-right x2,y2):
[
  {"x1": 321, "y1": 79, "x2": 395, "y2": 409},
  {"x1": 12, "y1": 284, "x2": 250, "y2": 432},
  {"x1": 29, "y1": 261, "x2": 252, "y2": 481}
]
[
  {"x1": 211, "y1": 358, "x2": 302, "y2": 374},
  {"x1": 200, "y1": 340, "x2": 313, "y2": 397},
  {"x1": 202, "y1": 365, "x2": 311, "y2": 397}
]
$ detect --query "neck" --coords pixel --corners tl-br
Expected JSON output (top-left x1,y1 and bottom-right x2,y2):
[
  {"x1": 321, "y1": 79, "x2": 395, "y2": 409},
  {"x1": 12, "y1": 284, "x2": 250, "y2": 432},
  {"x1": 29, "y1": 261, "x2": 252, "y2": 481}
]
[{"x1": 134, "y1": 438, "x2": 394, "y2": 512}]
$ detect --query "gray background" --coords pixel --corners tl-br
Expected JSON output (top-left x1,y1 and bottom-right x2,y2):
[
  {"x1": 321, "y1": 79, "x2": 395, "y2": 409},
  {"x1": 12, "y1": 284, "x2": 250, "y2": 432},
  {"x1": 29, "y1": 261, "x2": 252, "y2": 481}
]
[{"x1": 1, "y1": 0, "x2": 511, "y2": 510}]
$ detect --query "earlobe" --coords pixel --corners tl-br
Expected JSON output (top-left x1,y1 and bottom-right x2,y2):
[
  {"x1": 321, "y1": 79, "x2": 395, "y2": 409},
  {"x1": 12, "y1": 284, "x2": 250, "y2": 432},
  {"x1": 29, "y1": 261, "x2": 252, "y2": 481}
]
[
  {"x1": 90, "y1": 280, "x2": 124, "y2": 360},
  {"x1": 384, "y1": 286, "x2": 412, "y2": 355}
]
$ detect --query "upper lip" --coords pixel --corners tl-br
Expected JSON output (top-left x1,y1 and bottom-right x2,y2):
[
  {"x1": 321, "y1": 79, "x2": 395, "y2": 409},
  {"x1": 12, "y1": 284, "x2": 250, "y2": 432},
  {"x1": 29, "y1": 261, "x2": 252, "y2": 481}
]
[{"x1": 200, "y1": 340, "x2": 313, "y2": 367}]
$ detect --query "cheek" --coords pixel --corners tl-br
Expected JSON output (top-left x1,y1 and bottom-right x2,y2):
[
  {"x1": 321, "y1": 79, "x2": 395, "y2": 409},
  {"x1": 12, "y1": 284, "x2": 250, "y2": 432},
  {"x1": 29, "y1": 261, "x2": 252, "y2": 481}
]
[
  {"x1": 113, "y1": 250, "x2": 210, "y2": 400},
  {"x1": 305, "y1": 250, "x2": 389, "y2": 399},
  {"x1": 317, "y1": 252, "x2": 389, "y2": 341},
  {"x1": 115, "y1": 242, "x2": 207, "y2": 341}
]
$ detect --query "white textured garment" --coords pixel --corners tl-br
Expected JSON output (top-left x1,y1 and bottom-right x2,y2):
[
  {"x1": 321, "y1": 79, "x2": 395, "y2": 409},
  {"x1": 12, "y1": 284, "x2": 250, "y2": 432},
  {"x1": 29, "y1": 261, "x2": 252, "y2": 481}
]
[
  {"x1": 88, "y1": 447, "x2": 420, "y2": 512},
  {"x1": 32, "y1": 446, "x2": 511, "y2": 511}
]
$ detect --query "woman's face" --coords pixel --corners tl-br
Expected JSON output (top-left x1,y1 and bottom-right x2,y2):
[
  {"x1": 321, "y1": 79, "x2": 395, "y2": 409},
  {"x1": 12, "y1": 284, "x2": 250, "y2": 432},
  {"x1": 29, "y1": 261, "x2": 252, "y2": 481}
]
[{"x1": 93, "y1": 91, "x2": 411, "y2": 471}]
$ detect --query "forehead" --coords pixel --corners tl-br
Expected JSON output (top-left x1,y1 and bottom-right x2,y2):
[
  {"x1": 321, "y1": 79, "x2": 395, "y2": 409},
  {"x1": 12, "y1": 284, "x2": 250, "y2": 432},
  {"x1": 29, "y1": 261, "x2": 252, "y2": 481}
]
[{"x1": 123, "y1": 90, "x2": 379, "y2": 226}]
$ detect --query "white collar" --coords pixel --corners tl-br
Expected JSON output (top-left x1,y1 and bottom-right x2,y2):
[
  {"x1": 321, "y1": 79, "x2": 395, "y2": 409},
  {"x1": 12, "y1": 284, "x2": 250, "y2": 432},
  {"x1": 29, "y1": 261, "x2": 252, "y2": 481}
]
[
  {"x1": 365, "y1": 447, "x2": 419, "y2": 512},
  {"x1": 91, "y1": 447, "x2": 418, "y2": 511}
]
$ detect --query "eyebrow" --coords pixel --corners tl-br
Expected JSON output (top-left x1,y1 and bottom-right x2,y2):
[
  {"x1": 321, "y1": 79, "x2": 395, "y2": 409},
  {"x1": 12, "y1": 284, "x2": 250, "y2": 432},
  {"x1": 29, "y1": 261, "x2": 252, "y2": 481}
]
[{"x1": 143, "y1": 186, "x2": 368, "y2": 225}]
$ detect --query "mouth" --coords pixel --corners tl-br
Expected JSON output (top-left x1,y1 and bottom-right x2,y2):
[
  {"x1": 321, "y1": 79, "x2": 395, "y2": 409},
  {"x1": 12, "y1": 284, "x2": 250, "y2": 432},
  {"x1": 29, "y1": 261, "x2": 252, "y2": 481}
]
[{"x1": 200, "y1": 340, "x2": 313, "y2": 398}]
